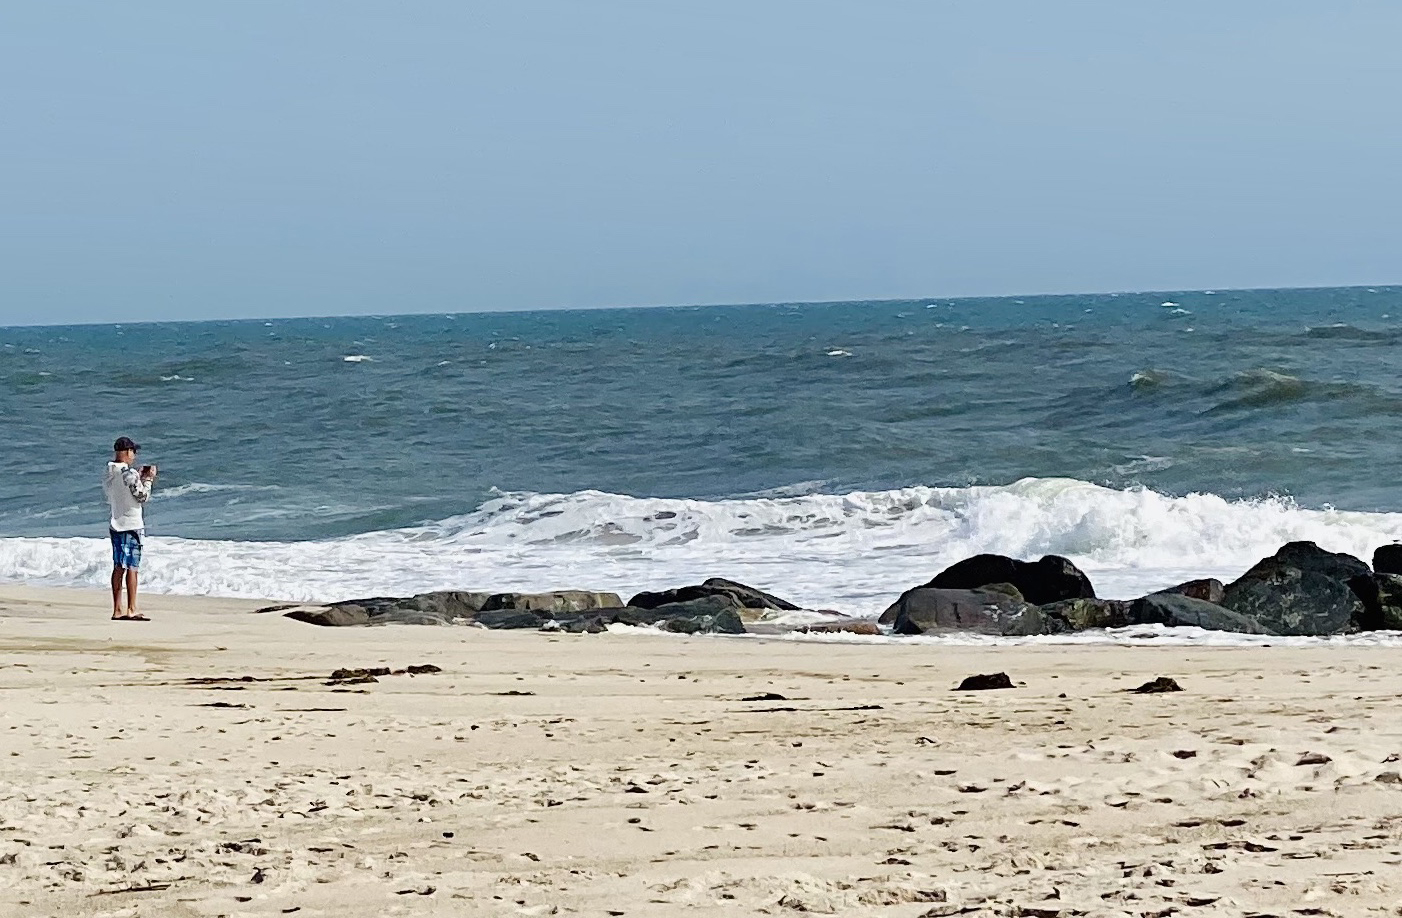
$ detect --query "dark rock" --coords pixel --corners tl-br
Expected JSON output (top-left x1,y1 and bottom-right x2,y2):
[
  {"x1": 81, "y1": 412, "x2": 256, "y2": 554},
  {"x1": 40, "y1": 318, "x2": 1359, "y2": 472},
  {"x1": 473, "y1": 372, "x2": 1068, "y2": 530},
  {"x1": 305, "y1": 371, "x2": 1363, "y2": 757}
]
[
  {"x1": 922, "y1": 553, "x2": 1095, "y2": 605},
  {"x1": 372, "y1": 609, "x2": 451, "y2": 626},
  {"x1": 1039, "y1": 597, "x2": 1133, "y2": 630},
  {"x1": 327, "y1": 673, "x2": 379, "y2": 685},
  {"x1": 954, "y1": 672, "x2": 1014, "y2": 691},
  {"x1": 1237, "y1": 540, "x2": 1369, "y2": 583},
  {"x1": 627, "y1": 578, "x2": 800, "y2": 613},
  {"x1": 1129, "y1": 677, "x2": 1183, "y2": 694},
  {"x1": 609, "y1": 596, "x2": 748, "y2": 635},
  {"x1": 252, "y1": 603, "x2": 300, "y2": 615},
  {"x1": 474, "y1": 609, "x2": 555, "y2": 630},
  {"x1": 285, "y1": 584, "x2": 766, "y2": 633},
  {"x1": 1295, "y1": 752, "x2": 1331, "y2": 766},
  {"x1": 294, "y1": 590, "x2": 622, "y2": 626},
  {"x1": 1349, "y1": 574, "x2": 1382, "y2": 629},
  {"x1": 996, "y1": 603, "x2": 1074, "y2": 636},
  {"x1": 287, "y1": 591, "x2": 499, "y2": 626},
  {"x1": 884, "y1": 588, "x2": 1046, "y2": 636},
  {"x1": 742, "y1": 693, "x2": 788, "y2": 702},
  {"x1": 1155, "y1": 578, "x2": 1225, "y2": 604},
  {"x1": 1374, "y1": 573, "x2": 1402, "y2": 630},
  {"x1": 475, "y1": 594, "x2": 747, "y2": 635},
  {"x1": 480, "y1": 591, "x2": 623, "y2": 614},
  {"x1": 1221, "y1": 542, "x2": 1367, "y2": 635},
  {"x1": 1131, "y1": 593, "x2": 1269, "y2": 633},
  {"x1": 556, "y1": 616, "x2": 609, "y2": 634},
  {"x1": 395, "y1": 591, "x2": 497, "y2": 618},
  {"x1": 701, "y1": 577, "x2": 802, "y2": 610},
  {"x1": 627, "y1": 585, "x2": 723, "y2": 608},
  {"x1": 799, "y1": 621, "x2": 883, "y2": 636},
  {"x1": 1351, "y1": 573, "x2": 1402, "y2": 630},
  {"x1": 611, "y1": 596, "x2": 723, "y2": 622},
  {"x1": 976, "y1": 582, "x2": 1024, "y2": 601},
  {"x1": 1222, "y1": 571, "x2": 1361, "y2": 635},
  {"x1": 405, "y1": 664, "x2": 442, "y2": 675},
  {"x1": 330, "y1": 667, "x2": 391, "y2": 680},
  {"x1": 285, "y1": 606, "x2": 371, "y2": 627},
  {"x1": 1375, "y1": 544, "x2": 1402, "y2": 576},
  {"x1": 661, "y1": 613, "x2": 722, "y2": 634}
]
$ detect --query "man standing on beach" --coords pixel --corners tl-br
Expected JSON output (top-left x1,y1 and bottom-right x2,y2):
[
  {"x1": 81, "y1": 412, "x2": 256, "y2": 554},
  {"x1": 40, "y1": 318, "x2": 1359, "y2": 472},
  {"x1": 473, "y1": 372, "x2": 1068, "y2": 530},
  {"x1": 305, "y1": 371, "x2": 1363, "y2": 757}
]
[{"x1": 103, "y1": 436, "x2": 157, "y2": 621}]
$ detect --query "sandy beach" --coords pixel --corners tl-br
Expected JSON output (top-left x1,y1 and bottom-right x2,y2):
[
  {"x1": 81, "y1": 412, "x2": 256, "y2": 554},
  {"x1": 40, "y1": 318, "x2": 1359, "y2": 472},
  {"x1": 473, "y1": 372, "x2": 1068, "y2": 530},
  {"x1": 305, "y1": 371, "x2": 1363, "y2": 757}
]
[{"x1": 2, "y1": 587, "x2": 1402, "y2": 917}]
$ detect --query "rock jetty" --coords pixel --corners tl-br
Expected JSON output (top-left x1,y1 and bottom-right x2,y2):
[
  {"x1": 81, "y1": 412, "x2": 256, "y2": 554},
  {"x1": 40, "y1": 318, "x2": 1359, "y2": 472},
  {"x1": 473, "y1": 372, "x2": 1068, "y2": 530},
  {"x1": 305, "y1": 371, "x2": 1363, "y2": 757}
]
[{"x1": 269, "y1": 541, "x2": 1402, "y2": 637}]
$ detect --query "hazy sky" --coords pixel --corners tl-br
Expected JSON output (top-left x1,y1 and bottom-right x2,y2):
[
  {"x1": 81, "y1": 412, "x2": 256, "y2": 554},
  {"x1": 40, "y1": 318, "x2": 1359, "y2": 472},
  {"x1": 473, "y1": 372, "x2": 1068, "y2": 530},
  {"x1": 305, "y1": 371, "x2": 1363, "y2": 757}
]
[{"x1": 3, "y1": 2, "x2": 1400, "y2": 325}]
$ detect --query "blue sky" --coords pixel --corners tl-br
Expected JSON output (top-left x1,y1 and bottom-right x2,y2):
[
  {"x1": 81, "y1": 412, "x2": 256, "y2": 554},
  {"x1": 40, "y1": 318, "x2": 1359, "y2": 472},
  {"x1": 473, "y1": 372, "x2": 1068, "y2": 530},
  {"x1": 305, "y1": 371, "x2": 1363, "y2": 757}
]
[{"x1": 3, "y1": 2, "x2": 1400, "y2": 325}]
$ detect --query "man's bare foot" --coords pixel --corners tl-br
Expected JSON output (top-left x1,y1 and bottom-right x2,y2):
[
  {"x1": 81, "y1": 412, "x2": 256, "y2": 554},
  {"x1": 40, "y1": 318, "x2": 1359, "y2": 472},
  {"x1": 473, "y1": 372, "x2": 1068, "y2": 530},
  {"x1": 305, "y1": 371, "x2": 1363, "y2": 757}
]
[{"x1": 112, "y1": 612, "x2": 150, "y2": 621}]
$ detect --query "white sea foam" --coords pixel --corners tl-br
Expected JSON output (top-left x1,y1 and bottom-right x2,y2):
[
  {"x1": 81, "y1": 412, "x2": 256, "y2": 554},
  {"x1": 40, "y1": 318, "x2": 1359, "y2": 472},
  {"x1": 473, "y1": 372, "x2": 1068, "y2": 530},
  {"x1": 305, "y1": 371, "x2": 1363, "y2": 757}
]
[
  {"x1": 766, "y1": 624, "x2": 1402, "y2": 648},
  {"x1": 5, "y1": 479, "x2": 1402, "y2": 628},
  {"x1": 342, "y1": 355, "x2": 372, "y2": 362},
  {"x1": 152, "y1": 482, "x2": 282, "y2": 500}
]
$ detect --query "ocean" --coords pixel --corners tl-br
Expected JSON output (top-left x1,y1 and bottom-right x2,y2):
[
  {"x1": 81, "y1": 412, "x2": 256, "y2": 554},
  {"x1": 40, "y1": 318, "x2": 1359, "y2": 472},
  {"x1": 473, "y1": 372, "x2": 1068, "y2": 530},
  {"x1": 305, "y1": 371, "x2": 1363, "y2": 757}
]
[{"x1": 6, "y1": 285, "x2": 1402, "y2": 619}]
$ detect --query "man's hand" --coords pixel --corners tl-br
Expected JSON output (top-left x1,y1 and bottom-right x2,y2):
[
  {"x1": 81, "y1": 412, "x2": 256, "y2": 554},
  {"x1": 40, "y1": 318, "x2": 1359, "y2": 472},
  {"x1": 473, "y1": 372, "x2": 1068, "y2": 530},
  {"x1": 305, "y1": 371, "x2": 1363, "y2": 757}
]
[{"x1": 141, "y1": 465, "x2": 158, "y2": 480}]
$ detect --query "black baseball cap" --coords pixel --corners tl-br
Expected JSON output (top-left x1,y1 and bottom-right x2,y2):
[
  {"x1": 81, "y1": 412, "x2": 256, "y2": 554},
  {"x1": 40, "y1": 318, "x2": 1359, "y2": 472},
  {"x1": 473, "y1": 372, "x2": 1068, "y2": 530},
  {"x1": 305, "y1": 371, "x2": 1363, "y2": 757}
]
[{"x1": 113, "y1": 437, "x2": 140, "y2": 452}]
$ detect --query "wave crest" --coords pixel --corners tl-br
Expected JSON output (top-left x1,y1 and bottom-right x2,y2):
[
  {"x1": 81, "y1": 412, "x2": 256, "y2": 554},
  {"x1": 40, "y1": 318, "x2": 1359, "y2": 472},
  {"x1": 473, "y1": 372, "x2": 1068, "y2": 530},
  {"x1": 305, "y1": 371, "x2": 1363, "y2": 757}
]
[
  {"x1": 1302, "y1": 324, "x2": 1400, "y2": 343},
  {"x1": 1203, "y1": 368, "x2": 1382, "y2": 414},
  {"x1": 6, "y1": 479, "x2": 1402, "y2": 614}
]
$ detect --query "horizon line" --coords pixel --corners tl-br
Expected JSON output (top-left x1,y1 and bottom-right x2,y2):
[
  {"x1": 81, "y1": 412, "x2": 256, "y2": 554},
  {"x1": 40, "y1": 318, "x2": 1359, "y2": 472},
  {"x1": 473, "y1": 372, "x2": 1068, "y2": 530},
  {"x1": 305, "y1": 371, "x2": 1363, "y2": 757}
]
[{"x1": 3, "y1": 281, "x2": 1399, "y2": 332}]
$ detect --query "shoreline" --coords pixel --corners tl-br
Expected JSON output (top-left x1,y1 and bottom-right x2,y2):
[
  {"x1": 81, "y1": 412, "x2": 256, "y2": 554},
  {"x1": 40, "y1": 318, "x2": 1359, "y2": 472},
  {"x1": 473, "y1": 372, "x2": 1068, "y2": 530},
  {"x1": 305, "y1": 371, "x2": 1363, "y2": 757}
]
[{"x1": 4, "y1": 584, "x2": 1402, "y2": 915}]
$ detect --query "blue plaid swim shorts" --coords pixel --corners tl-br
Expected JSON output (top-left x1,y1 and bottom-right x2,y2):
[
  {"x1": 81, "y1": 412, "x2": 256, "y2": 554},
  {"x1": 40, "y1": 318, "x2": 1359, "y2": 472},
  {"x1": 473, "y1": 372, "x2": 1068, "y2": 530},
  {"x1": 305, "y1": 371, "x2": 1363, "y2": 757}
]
[{"x1": 110, "y1": 529, "x2": 143, "y2": 570}]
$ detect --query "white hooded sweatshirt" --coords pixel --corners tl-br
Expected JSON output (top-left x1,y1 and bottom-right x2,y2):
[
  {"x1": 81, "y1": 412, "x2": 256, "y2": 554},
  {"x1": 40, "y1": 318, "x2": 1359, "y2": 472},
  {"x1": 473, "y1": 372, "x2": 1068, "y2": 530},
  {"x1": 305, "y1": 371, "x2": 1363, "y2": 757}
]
[{"x1": 104, "y1": 461, "x2": 151, "y2": 532}]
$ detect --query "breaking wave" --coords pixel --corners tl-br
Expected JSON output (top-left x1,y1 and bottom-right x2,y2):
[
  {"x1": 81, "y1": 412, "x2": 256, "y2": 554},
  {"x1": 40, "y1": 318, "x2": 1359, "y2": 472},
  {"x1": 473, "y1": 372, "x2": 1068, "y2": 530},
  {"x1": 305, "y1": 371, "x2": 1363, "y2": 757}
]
[{"x1": 5, "y1": 478, "x2": 1402, "y2": 616}]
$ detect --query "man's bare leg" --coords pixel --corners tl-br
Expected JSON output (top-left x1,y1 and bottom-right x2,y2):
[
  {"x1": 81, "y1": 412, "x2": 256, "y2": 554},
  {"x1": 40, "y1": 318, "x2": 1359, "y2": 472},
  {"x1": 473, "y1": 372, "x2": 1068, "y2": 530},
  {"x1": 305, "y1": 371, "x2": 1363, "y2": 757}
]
[
  {"x1": 111, "y1": 567, "x2": 125, "y2": 618},
  {"x1": 125, "y1": 568, "x2": 140, "y2": 617}
]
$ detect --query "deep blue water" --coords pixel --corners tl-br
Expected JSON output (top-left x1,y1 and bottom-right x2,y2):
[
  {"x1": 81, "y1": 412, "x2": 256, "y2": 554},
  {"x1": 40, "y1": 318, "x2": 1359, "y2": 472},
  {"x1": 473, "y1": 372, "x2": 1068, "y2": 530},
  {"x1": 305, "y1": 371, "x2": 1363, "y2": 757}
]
[{"x1": 5, "y1": 285, "x2": 1402, "y2": 542}]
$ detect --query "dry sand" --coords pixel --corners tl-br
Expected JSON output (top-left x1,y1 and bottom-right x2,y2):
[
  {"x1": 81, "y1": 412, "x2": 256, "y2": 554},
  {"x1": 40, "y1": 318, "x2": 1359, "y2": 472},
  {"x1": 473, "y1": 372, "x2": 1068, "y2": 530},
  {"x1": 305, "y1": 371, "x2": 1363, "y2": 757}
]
[{"x1": 2, "y1": 586, "x2": 1402, "y2": 917}]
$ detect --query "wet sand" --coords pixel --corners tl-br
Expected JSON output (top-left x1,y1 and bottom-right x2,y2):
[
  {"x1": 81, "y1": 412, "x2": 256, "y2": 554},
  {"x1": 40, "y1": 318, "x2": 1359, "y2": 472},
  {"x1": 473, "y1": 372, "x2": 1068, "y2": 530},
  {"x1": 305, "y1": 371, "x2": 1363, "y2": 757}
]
[{"x1": 2, "y1": 585, "x2": 1402, "y2": 917}]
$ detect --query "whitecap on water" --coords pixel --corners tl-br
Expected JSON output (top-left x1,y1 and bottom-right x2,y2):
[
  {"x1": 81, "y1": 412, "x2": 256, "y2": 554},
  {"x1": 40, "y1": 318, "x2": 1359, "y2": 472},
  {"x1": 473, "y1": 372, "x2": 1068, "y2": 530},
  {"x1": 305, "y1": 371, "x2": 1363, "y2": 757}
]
[
  {"x1": 1112, "y1": 455, "x2": 1175, "y2": 475},
  {"x1": 154, "y1": 482, "x2": 282, "y2": 500},
  {"x1": 342, "y1": 355, "x2": 372, "y2": 363},
  {"x1": 826, "y1": 349, "x2": 852, "y2": 357}
]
